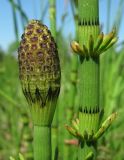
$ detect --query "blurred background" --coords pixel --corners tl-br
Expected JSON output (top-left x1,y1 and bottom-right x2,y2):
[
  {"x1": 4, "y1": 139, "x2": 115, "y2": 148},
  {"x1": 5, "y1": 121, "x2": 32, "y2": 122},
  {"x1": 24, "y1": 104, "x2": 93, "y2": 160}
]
[{"x1": 0, "y1": 0, "x2": 124, "y2": 160}]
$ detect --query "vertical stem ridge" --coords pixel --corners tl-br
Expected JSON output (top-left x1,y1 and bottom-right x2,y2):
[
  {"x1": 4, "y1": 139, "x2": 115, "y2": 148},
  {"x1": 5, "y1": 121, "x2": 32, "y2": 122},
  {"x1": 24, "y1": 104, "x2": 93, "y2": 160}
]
[
  {"x1": 78, "y1": 0, "x2": 100, "y2": 159},
  {"x1": 10, "y1": 0, "x2": 19, "y2": 41},
  {"x1": 79, "y1": 58, "x2": 99, "y2": 112},
  {"x1": 78, "y1": 0, "x2": 99, "y2": 23},
  {"x1": 34, "y1": 126, "x2": 51, "y2": 160}
]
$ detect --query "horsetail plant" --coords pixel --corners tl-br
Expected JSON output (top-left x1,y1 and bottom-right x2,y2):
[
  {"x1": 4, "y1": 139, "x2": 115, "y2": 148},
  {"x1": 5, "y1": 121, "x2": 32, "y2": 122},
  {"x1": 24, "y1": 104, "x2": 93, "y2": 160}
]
[
  {"x1": 66, "y1": 0, "x2": 117, "y2": 159},
  {"x1": 18, "y1": 20, "x2": 61, "y2": 160},
  {"x1": 49, "y1": 0, "x2": 59, "y2": 159}
]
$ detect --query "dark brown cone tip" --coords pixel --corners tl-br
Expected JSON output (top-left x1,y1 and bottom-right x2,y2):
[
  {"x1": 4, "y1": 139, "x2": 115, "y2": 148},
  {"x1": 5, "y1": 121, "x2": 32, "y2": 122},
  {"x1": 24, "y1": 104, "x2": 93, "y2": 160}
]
[{"x1": 18, "y1": 20, "x2": 61, "y2": 107}]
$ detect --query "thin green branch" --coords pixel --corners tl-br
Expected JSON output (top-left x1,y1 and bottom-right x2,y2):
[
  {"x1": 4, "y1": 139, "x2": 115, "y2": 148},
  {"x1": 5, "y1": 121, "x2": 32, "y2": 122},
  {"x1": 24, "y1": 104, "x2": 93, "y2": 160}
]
[
  {"x1": 9, "y1": 0, "x2": 28, "y2": 24},
  {"x1": 9, "y1": 0, "x2": 19, "y2": 41},
  {"x1": 49, "y1": 0, "x2": 56, "y2": 39},
  {"x1": 17, "y1": 0, "x2": 25, "y2": 30}
]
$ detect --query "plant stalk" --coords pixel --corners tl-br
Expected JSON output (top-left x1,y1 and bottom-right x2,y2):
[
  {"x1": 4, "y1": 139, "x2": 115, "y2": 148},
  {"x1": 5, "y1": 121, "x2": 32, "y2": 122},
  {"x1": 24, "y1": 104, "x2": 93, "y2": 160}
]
[
  {"x1": 17, "y1": 0, "x2": 25, "y2": 30},
  {"x1": 78, "y1": 0, "x2": 100, "y2": 159},
  {"x1": 49, "y1": 0, "x2": 58, "y2": 159},
  {"x1": 49, "y1": 0, "x2": 56, "y2": 39},
  {"x1": 34, "y1": 125, "x2": 51, "y2": 160},
  {"x1": 10, "y1": 0, "x2": 19, "y2": 41}
]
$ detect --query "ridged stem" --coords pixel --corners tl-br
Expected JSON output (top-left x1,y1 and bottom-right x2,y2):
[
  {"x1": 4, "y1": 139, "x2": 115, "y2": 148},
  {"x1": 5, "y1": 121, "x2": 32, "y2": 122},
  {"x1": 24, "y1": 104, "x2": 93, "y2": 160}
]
[
  {"x1": 78, "y1": 0, "x2": 99, "y2": 22},
  {"x1": 78, "y1": 58, "x2": 100, "y2": 160},
  {"x1": 34, "y1": 125, "x2": 51, "y2": 160},
  {"x1": 79, "y1": 58, "x2": 99, "y2": 111},
  {"x1": 78, "y1": 0, "x2": 100, "y2": 159},
  {"x1": 78, "y1": 112, "x2": 99, "y2": 159},
  {"x1": 49, "y1": 0, "x2": 58, "y2": 160}
]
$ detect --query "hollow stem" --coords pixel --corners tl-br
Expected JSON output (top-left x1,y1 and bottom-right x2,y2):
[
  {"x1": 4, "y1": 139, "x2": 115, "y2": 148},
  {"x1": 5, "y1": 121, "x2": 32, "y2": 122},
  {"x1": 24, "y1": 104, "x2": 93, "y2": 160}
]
[
  {"x1": 78, "y1": 0, "x2": 100, "y2": 159},
  {"x1": 78, "y1": 112, "x2": 99, "y2": 159},
  {"x1": 79, "y1": 58, "x2": 99, "y2": 111},
  {"x1": 78, "y1": 58, "x2": 100, "y2": 160},
  {"x1": 34, "y1": 125, "x2": 51, "y2": 160}
]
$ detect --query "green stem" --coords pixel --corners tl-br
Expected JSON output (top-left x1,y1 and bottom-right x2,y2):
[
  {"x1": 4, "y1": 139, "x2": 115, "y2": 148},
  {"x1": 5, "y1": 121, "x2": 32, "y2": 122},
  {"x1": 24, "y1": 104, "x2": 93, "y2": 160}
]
[
  {"x1": 78, "y1": 112, "x2": 99, "y2": 159},
  {"x1": 17, "y1": 0, "x2": 25, "y2": 30},
  {"x1": 52, "y1": 126, "x2": 58, "y2": 160},
  {"x1": 9, "y1": 0, "x2": 28, "y2": 24},
  {"x1": 10, "y1": 0, "x2": 19, "y2": 41},
  {"x1": 49, "y1": 0, "x2": 56, "y2": 39},
  {"x1": 79, "y1": 59, "x2": 99, "y2": 111},
  {"x1": 78, "y1": 59, "x2": 100, "y2": 160},
  {"x1": 78, "y1": 0, "x2": 100, "y2": 159},
  {"x1": 49, "y1": 1, "x2": 58, "y2": 160},
  {"x1": 34, "y1": 126, "x2": 51, "y2": 160}
]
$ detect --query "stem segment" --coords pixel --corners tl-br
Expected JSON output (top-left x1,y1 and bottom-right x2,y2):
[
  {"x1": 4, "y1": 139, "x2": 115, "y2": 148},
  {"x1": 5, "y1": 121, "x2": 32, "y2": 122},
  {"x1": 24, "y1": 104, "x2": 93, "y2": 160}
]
[
  {"x1": 78, "y1": 0, "x2": 100, "y2": 159},
  {"x1": 79, "y1": 58, "x2": 99, "y2": 111},
  {"x1": 34, "y1": 126, "x2": 51, "y2": 160}
]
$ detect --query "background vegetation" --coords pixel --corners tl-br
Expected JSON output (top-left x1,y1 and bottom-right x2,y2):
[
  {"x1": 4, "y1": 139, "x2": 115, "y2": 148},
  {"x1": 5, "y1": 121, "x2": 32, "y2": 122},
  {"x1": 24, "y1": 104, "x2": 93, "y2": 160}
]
[{"x1": 0, "y1": 0, "x2": 124, "y2": 159}]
